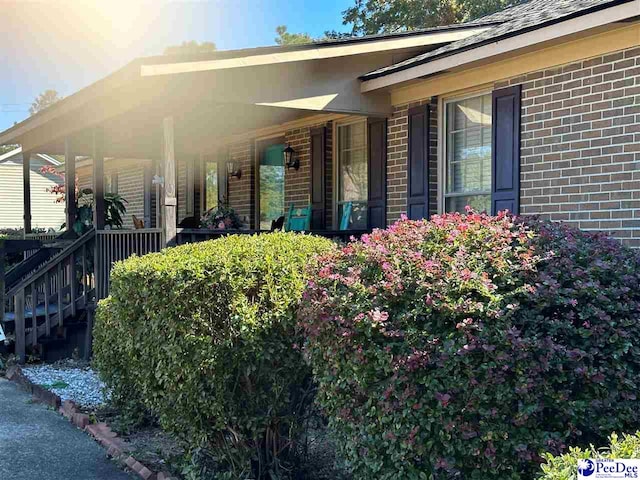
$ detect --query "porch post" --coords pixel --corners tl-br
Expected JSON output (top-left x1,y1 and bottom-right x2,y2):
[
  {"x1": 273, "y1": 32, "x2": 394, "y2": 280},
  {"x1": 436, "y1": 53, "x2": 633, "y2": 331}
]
[
  {"x1": 64, "y1": 138, "x2": 77, "y2": 232},
  {"x1": 22, "y1": 150, "x2": 32, "y2": 236},
  {"x1": 92, "y1": 127, "x2": 105, "y2": 230},
  {"x1": 163, "y1": 116, "x2": 177, "y2": 246}
]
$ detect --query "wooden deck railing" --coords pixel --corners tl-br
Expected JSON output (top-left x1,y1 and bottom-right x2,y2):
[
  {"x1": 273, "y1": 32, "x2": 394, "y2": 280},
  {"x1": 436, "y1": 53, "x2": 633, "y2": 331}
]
[
  {"x1": 4, "y1": 229, "x2": 96, "y2": 363},
  {"x1": 95, "y1": 229, "x2": 164, "y2": 299},
  {"x1": 23, "y1": 232, "x2": 61, "y2": 259}
]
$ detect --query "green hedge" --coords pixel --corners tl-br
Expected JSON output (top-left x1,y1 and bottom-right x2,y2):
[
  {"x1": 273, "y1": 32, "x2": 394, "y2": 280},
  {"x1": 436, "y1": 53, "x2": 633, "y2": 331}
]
[
  {"x1": 540, "y1": 433, "x2": 640, "y2": 479},
  {"x1": 94, "y1": 232, "x2": 335, "y2": 478}
]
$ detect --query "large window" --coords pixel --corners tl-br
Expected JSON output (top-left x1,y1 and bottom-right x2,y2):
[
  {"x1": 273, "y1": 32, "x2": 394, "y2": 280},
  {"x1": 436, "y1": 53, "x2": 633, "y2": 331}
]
[
  {"x1": 444, "y1": 93, "x2": 492, "y2": 213},
  {"x1": 204, "y1": 159, "x2": 218, "y2": 212},
  {"x1": 337, "y1": 120, "x2": 368, "y2": 229},
  {"x1": 259, "y1": 143, "x2": 285, "y2": 230}
]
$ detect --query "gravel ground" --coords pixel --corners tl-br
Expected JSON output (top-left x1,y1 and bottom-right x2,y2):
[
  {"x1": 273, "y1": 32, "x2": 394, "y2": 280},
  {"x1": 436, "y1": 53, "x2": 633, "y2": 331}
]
[{"x1": 22, "y1": 361, "x2": 110, "y2": 407}]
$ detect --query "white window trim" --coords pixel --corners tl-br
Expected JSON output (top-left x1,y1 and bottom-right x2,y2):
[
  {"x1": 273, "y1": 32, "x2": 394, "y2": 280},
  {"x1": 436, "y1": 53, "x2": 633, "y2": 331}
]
[
  {"x1": 438, "y1": 88, "x2": 493, "y2": 214},
  {"x1": 333, "y1": 116, "x2": 368, "y2": 229}
]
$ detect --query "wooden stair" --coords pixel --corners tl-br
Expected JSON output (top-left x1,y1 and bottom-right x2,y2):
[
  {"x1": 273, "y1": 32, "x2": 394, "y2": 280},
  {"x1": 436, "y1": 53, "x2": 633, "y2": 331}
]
[{"x1": 2, "y1": 229, "x2": 96, "y2": 363}]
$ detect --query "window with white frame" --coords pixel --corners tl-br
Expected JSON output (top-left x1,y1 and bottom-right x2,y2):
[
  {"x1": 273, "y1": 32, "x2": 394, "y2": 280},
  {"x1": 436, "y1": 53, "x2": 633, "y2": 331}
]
[
  {"x1": 444, "y1": 93, "x2": 492, "y2": 213},
  {"x1": 336, "y1": 119, "x2": 368, "y2": 229}
]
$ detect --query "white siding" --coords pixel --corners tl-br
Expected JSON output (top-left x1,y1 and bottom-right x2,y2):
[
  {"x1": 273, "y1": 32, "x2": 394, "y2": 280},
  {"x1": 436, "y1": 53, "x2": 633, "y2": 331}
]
[{"x1": 0, "y1": 158, "x2": 66, "y2": 230}]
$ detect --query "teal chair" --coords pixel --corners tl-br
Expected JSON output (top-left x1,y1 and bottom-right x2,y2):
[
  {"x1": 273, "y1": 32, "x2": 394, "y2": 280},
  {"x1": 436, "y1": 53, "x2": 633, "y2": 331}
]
[
  {"x1": 286, "y1": 204, "x2": 312, "y2": 231},
  {"x1": 339, "y1": 202, "x2": 353, "y2": 231}
]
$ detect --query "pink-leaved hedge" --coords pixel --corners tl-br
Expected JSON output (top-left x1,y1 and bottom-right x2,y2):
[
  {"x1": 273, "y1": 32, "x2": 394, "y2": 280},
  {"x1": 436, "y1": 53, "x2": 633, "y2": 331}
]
[{"x1": 299, "y1": 211, "x2": 640, "y2": 479}]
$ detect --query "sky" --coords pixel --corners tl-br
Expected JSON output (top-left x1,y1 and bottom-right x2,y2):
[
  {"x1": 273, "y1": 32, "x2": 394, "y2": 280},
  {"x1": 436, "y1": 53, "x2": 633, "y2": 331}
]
[{"x1": 0, "y1": 0, "x2": 353, "y2": 131}]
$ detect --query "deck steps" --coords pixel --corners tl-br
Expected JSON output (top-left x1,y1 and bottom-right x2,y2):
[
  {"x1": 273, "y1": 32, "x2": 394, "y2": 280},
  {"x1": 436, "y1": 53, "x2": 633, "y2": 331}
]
[{"x1": 2, "y1": 229, "x2": 96, "y2": 363}]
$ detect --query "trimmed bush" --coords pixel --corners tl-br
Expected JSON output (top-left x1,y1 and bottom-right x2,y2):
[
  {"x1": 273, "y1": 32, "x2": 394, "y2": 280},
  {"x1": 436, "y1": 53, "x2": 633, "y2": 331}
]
[
  {"x1": 540, "y1": 432, "x2": 640, "y2": 479},
  {"x1": 94, "y1": 232, "x2": 335, "y2": 478},
  {"x1": 299, "y1": 212, "x2": 640, "y2": 479}
]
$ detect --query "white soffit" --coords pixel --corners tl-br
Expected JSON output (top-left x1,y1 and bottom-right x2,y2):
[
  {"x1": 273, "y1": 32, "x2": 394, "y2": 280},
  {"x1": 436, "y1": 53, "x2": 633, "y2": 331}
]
[
  {"x1": 361, "y1": 0, "x2": 640, "y2": 92},
  {"x1": 140, "y1": 28, "x2": 489, "y2": 77}
]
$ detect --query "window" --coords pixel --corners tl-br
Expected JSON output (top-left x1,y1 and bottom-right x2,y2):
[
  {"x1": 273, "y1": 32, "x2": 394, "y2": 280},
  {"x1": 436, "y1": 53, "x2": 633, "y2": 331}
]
[
  {"x1": 258, "y1": 143, "x2": 285, "y2": 230},
  {"x1": 204, "y1": 159, "x2": 218, "y2": 212},
  {"x1": 337, "y1": 120, "x2": 368, "y2": 229},
  {"x1": 444, "y1": 93, "x2": 492, "y2": 213}
]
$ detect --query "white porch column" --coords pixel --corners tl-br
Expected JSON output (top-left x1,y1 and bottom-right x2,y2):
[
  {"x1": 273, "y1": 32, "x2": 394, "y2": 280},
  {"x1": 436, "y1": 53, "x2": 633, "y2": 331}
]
[{"x1": 163, "y1": 116, "x2": 177, "y2": 246}]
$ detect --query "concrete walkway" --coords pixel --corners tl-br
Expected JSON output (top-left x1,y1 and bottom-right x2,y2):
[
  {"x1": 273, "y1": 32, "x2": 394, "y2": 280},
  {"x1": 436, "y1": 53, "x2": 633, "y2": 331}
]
[{"x1": 0, "y1": 378, "x2": 134, "y2": 480}]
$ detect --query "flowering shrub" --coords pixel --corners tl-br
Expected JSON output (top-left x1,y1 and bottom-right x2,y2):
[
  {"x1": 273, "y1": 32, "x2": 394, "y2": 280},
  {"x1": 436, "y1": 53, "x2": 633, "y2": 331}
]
[
  {"x1": 299, "y1": 212, "x2": 640, "y2": 479},
  {"x1": 540, "y1": 432, "x2": 640, "y2": 479},
  {"x1": 94, "y1": 232, "x2": 335, "y2": 479}
]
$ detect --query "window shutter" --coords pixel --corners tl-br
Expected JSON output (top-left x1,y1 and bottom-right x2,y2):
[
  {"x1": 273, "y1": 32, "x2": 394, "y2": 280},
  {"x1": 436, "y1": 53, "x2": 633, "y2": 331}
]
[
  {"x1": 491, "y1": 85, "x2": 521, "y2": 215},
  {"x1": 310, "y1": 126, "x2": 326, "y2": 230},
  {"x1": 367, "y1": 117, "x2": 387, "y2": 229},
  {"x1": 407, "y1": 104, "x2": 430, "y2": 220}
]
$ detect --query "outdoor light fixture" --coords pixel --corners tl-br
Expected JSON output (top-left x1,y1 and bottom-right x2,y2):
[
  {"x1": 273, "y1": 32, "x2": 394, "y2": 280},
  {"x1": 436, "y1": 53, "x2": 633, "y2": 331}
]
[
  {"x1": 226, "y1": 161, "x2": 241, "y2": 179},
  {"x1": 283, "y1": 144, "x2": 299, "y2": 171}
]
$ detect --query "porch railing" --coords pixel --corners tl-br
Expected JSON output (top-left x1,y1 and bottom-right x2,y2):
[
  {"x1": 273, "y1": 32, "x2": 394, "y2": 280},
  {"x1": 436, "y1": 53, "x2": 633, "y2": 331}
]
[
  {"x1": 23, "y1": 232, "x2": 61, "y2": 260},
  {"x1": 95, "y1": 229, "x2": 164, "y2": 299}
]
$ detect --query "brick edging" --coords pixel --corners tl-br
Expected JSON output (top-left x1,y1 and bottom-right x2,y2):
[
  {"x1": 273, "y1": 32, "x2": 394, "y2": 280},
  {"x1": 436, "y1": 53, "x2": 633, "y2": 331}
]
[{"x1": 5, "y1": 365, "x2": 177, "y2": 480}]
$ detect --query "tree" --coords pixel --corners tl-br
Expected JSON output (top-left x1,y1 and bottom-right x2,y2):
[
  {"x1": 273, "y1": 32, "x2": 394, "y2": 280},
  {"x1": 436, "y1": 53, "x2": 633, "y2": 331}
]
[
  {"x1": 29, "y1": 89, "x2": 62, "y2": 116},
  {"x1": 164, "y1": 41, "x2": 216, "y2": 56},
  {"x1": 0, "y1": 145, "x2": 17, "y2": 155},
  {"x1": 275, "y1": 26, "x2": 353, "y2": 45},
  {"x1": 342, "y1": 0, "x2": 528, "y2": 36},
  {"x1": 275, "y1": 25, "x2": 314, "y2": 45}
]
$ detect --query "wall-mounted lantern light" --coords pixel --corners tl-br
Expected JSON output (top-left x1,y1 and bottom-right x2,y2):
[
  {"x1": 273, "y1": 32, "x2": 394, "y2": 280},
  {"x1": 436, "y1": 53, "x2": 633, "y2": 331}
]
[
  {"x1": 283, "y1": 144, "x2": 299, "y2": 171},
  {"x1": 226, "y1": 161, "x2": 241, "y2": 179}
]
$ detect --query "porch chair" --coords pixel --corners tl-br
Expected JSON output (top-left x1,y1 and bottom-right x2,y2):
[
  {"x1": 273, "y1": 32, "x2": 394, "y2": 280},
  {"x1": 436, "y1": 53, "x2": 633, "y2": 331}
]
[
  {"x1": 132, "y1": 215, "x2": 145, "y2": 229},
  {"x1": 339, "y1": 202, "x2": 353, "y2": 231},
  {"x1": 285, "y1": 204, "x2": 312, "y2": 231}
]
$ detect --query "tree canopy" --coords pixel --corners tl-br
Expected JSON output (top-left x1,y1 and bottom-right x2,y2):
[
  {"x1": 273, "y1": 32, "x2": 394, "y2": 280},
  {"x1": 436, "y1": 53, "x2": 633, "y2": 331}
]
[
  {"x1": 342, "y1": 0, "x2": 527, "y2": 35},
  {"x1": 29, "y1": 89, "x2": 62, "y2": 116},
  {"x1": 164, "y1": 41, "x2": 216, "y2": 56},
  {"x1": 274, "y1": 25, "x2": 315, "y2": 45}
]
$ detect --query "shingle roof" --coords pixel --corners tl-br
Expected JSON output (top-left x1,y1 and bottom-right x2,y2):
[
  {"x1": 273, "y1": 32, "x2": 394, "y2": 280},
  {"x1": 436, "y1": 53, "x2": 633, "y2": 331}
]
[{"x1": 362, "y1": 0, "x2": 633, "y2": 80}]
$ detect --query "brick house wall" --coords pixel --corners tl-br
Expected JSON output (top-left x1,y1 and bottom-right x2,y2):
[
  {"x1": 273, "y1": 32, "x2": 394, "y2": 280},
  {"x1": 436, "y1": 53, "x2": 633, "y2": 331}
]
[
  {"x1": 499, "y1": 46, "x2": 640, "y2": 247},
  {"x1": 227, "y1": 140, "x2": 255, "y2": 227},
  {"x1": 222, "y1": 121, "x2": 333, "y2": 229},
  {"x1": 387, "y1": 45, "x2": 640, "y2": 247}
]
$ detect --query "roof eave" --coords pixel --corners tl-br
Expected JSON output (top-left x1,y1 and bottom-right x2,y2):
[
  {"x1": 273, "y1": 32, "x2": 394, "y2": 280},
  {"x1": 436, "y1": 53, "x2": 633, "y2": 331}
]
[{"x1": 361, "y1": 0, "x2": 640, "y2": 90}]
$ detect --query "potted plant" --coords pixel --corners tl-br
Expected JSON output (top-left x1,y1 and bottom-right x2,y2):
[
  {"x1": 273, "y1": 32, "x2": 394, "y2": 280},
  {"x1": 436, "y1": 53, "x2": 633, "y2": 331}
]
[{"x1": 200, "y1": 204, "x2": 243, "y2": 230}]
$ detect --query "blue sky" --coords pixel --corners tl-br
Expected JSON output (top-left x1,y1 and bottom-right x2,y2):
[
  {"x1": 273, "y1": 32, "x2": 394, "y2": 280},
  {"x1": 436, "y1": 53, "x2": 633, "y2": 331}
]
[{"x1": 0, "y1": 0, "x2": 353, "y2": 131}]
